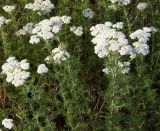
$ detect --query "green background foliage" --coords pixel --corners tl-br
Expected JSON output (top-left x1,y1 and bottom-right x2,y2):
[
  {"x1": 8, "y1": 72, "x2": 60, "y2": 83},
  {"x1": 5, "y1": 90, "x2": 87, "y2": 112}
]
[{"x1": 0, "y1": 0, "x2": 160, "y2": 130}]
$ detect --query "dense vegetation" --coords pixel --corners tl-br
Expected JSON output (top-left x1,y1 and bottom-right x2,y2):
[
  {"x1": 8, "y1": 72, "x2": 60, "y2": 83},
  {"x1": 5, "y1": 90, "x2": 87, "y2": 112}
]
[{"x1": 0, "y1": 0, "x2": 160, "y2": 130}]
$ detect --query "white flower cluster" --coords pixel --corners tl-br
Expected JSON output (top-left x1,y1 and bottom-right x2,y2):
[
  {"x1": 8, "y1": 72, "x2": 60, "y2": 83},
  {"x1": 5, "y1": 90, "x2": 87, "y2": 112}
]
[
  {"x1": 108, "y1": 5, "x2": 118, "y2": 10},
  {"x1": 109, "y1": 0, "x2": 131, "y2": 5},
  {"x1": 102, "y1": 61, "x2": 130, "y2": 74},
  {"x1": 91, "y1": 21, "x2": 157, "y2": 74},
  {"x1": 130, "y1": 27, "x2": 157, "y2": 56},
  {"x1": 25, "y1": 0, "x2": 55, "y2": 15},
  {"x1": 28, "y1": 16, "x2": 71, "y2": 44},
  {"x1": 2, "y1": 57, "x2": 30, "y2": 87},
  {"x1": 70, "y1": 26, "x2": 83, "y2": 36},
  {"x1": 90, "y1": 22, "x2": 135, "y2": 59},
  {"x1": 30, "y1": 35, "x2": 40, "y2": 44},
  {"x1": 18, "y1": 16, "x2": 71, "y2": 44},
  {"x1": 2, "y1": 118, "x2": 14, "y2": 130},
  {"x1": 0, "y1": 16, "x2": 10, "y2": 28},
  {"x1": 45, "y1": 46, "x2": 70, "y2": 64},
  {"x1": 37, "y1": 64, "x2": 48, "y2": 74},
  {"x1": 102, "y1": 67, "x2": 111, "y2": 74},
  {"x1": 82, "y1": 8, "x2": 94, "y2": 18},
  {"x1": 18, "y1": 22, "x2": 34, "y2": 35},
  {"x1": 118, "y1": 61, "x2": 130, "y2": 74},
  {"x1": 3, "y1": 5, "x2": 15, "y2": 13},
  {"x1": 137, "y1": 2, "x2": 147, "y2": 10}
]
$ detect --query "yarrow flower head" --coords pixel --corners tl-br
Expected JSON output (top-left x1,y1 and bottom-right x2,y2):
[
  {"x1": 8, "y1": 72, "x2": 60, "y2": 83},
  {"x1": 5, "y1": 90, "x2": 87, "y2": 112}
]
[
  {"x1": 18, "y1": 22, "x2": 34, "y2": 35},
  {"x1": 2, "y1": 57, "x2": 30, "y2": 87},
  {"x1": 70, "y1": 26, "x2": 83, "y2": 36},
  {"x1": 91, "y1": 21, "x2": 157, "y2": 75},
  {"x1": 90, "y1": 21, "x2": 135, "y2": 59},
  {"x1": 2, "y1": 118, "x2": 14, "y2": 130},
  {"x1": 3, "y1": 5, "x2": 15, "y2": 13},
  {"x1": 118, "y1": 61, "x2": 130, "y2": 74},
  {"x1": 102, "y1": 61, "x2": 130, "y2": 74},
  {"x1": 25, "y1": 0, "x2": 55, "y2": 15},
  {"x1": 61, "y1": 16, "x2": 72, "y2": 24},
  {"x1": 130, "y1": 27, "x2": 157, "y2": 56},
  {"x1": 0, "y1": 16, "x2": 11, "y2": 28},
  {"x1": 137, "y1": 2, "x2": 147, "y2": 10},
  {"x1": 18, "y1": 16, "x2": 71, "y2": 44},
  {"x1": 109, "y1": 0, "x2": 131, "y2": 5},
  {"x1": 37, "y1": 64, "x2": 49, "y2": 74},
  {"x1": 82, "y1": 8, "x2": 94, "y2": 18},
  {"x1": 29, "y1": 35, "x2": 40, "y2": 44},
  {"x1": 45, "y1": 46, "x2": 70, "y2": 64},
  {"x1": 102, "y1": 67, "x2": 111, "y2": 74}
]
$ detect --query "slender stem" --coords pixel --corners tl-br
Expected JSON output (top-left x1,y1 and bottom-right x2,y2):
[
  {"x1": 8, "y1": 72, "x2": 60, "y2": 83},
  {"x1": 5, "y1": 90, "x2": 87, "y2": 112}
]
[
  {"x1": 123, "y1": 8, "x2": 132, "y2": 34},
  {"x1": 0, "y1": 29, "x2": 8, "y2": 57}
]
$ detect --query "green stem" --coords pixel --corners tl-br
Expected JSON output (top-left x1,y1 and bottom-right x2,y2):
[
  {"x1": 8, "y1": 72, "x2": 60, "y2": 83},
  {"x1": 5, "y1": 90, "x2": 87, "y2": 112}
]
[
  {"x1": 123, "y1": 7, "x2": 132, "y2": 34},
  {"x1": 0, "y1": 29, "x2": 8, "y2": 57}
]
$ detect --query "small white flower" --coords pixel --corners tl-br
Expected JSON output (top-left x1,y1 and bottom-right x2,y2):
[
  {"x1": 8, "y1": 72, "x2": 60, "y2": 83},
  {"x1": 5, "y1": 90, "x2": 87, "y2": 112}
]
[
  {"x1": 3, "y1": 5, "x2": 15, "y2": 13},
  {"x1": 143, "y1": 26, "x2": 157, "y2": 33},
  {"x1": 109, "y1": 0, "x2": 131, "y2": 5},
  {"x1": 52, "y1": 25, "x2": 61, "y2": 33},
  {"x1": 20, "y1": 59, "x2": 30, "y2": 70},
  {"x1": 2, "y1": 118, "x2": 14, "y2": 130},
  {"x1": 130, "y1": 27, "x2": 156, "y2": 56},
  {"x1": 18, "y1": 22, "x2": 34, "y2": 35},
  {"x1": 25, "y1": 0, "x2": 55, "y2": 15},
  {"x1": 61, "y1": 16, "x2": 72, "y2": 24},
  {"x1": 70, "y1": 26, "x2": 83, "y2": 36},
  {"x1": 37, "y1": 64, "x2": 48, "y2": 74},
  {"x1": 18, "y1": 29, "x2": 27, "y2": 35},
  {"x1": 119, "y1": 45, "x2": 136, "y2": 58},
  {"x1": 118, "y1": 61, "x2": 130, "y2": 74},
  {"x1": 0, "y1": 16, "x2": 11, "y2": 27},
  {"x1": 2, "y1": 57, "x2": 30, "y2": 87},
  {"x1": 137, "y1": 2, "x2": 147, "y2": 10},
  {"x1": 70, "y1": 26, "x2": 76, "y2": 32},
  {"x1": 123, "y1": 0, "x2": 131, "y2": 5},
  {"x1": 82, "y1": 8, "x2": 94, "y2": 18},
  {"x1": 105, "y1": 22, "x2": 113, "y2": 27},
  {"x1": 45, "y1": 46, "x2": 70, "y2": 64},
  {"x1": 29, "y1": 35, "x2": 40, "y2": 44},
  {"x1": 102, "y1": 67, "x2": 111, "y2": 74},
  {"x1": 6, "y1": 56, "x2": 16, "y2": 63},
  {"x1": 133, "y1": 42, "x2": 149, "y2": 56},
  {"x1": 112, "y1": 22, "x2": 124, "y2": 29}
]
